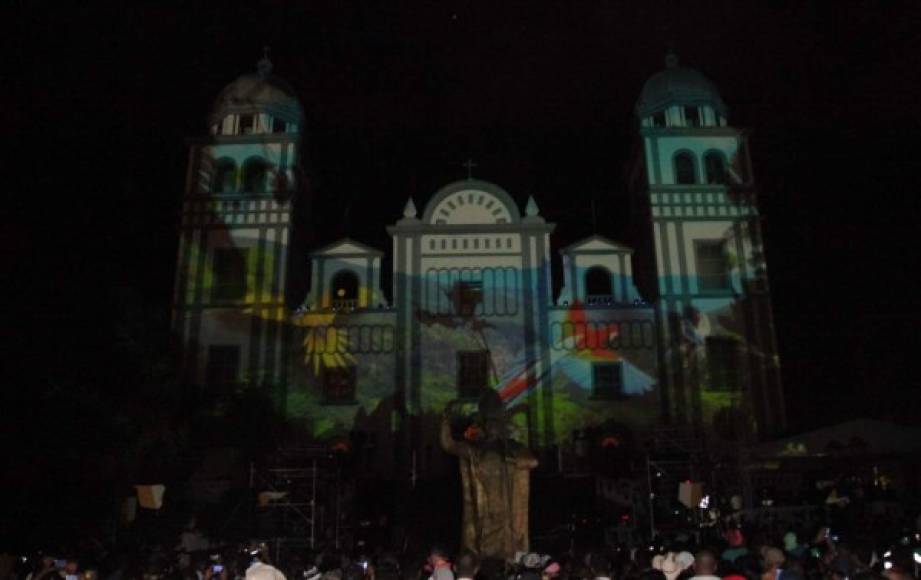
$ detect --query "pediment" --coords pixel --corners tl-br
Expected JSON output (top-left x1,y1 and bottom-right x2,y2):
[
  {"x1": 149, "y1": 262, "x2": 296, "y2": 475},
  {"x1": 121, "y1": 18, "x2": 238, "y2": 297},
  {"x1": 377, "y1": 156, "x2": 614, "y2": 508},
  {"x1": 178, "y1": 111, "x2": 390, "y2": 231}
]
[
  {"x1": 561, "y1": 235, "x2": 633, "y2": 254},
  {"x1": 311, "y1": 238, "x2": 383, "y2": 256}
]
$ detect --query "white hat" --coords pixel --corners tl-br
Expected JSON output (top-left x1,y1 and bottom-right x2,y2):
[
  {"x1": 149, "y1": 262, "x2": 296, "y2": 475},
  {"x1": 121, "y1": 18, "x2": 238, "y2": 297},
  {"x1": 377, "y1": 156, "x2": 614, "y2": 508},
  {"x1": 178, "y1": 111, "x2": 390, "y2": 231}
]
[
  {"x1": 246, "y1": 563, "x2": 286, "y2": 580},
  {"x1": 675, "y1": 552, "x2": 695, "y2": 570}
]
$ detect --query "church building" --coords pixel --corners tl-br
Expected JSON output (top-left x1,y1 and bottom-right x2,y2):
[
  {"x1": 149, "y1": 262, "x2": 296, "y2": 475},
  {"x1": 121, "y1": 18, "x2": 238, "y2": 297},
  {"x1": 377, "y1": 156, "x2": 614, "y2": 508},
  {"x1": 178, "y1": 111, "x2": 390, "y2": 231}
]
[{"x1": 171, "y1": 52, "x2": 785, "y2": 475}]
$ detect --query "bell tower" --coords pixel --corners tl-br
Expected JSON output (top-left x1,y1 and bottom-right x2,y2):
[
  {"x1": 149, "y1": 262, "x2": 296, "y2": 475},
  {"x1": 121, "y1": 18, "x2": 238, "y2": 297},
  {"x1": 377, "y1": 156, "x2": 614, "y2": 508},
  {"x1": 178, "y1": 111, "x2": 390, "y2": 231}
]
[
  {"x1": 171, "y1": 50, "x2": 303, "y2": 395},
  {"x1": 630, "y1": 53, "x2": 785, "y2": 439}
]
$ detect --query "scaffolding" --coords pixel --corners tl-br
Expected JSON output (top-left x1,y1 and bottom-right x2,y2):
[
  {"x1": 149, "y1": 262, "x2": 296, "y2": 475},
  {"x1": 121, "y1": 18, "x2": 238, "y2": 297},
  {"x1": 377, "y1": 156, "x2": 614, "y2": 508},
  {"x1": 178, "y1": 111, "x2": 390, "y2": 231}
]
[{"x1": 249, "y1": 446, "x2": 349, "y2": 559}]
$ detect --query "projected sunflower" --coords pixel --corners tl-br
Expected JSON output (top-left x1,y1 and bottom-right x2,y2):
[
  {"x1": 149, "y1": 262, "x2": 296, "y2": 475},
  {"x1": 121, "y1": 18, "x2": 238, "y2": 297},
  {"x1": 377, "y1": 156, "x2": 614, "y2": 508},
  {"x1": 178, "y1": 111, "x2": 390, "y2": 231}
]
[{"x1": 297, "y1": 310, "x2": 353, "y2": 375}]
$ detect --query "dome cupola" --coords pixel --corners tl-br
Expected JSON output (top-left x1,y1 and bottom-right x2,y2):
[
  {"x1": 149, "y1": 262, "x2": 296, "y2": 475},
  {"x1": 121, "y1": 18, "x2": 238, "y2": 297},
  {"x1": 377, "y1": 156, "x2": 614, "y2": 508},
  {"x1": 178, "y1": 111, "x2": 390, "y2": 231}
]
[
  {"x1": 209, "y1": 47, "x2": 303, "y2": 134},
  {"x1": 636, "y1": 52, "x2": 728, "y2": 127}
]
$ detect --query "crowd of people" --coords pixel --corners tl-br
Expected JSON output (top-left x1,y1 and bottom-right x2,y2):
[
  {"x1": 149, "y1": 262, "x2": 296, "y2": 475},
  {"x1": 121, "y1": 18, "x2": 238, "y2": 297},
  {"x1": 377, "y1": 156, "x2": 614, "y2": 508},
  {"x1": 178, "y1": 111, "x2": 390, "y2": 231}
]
[{"x1": 3, "y1": 519, "x2": 919, "y2": 580}]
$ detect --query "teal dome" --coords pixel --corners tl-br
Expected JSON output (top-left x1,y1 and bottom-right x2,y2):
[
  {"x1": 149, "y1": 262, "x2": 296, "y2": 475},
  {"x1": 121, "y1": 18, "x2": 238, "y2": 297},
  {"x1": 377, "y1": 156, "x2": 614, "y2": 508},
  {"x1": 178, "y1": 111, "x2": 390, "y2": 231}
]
[{"x1": 636, "y1": 53, "x2": 727, "y2": 118}]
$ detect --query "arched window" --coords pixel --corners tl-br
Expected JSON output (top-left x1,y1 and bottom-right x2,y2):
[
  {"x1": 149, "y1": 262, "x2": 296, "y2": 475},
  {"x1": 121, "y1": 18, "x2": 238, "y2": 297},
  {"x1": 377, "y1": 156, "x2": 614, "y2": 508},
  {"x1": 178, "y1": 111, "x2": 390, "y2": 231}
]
[
  {"x1": 330, "y1": 270, "x2": 359, "y2": 309},
  {"x1": 212, "y1": 247, "x2": 247, "y2": 300},
  {"x1": 239, "y1": 114, "x2": 256, "y2": 135},
  {"x1": 705, "y1": 152, "x2": 727, "y2": 184},
  {"x1": 212, "y1": 158, "x2": 237, "y2": 193},
  {"x1": 585, "y1": 266, "x2": 613, "y2": 305},
  {"x1": 242, "y1": 157, "x2": 268, "y2": 193},
  {"x1": 674, "y1": 153, "x2": 697, "y2": 185}
]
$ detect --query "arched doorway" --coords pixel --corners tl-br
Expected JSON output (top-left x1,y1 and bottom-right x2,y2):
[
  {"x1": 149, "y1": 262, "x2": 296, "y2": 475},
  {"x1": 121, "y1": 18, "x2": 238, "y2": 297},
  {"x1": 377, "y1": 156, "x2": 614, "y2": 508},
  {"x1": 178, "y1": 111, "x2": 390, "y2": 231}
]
[
  {"x1": 585, "y1": 266, "x2": 613, "y2": 305},
  {"x1": 330, "y1": 270, "x2": 359, "y2": 309}
]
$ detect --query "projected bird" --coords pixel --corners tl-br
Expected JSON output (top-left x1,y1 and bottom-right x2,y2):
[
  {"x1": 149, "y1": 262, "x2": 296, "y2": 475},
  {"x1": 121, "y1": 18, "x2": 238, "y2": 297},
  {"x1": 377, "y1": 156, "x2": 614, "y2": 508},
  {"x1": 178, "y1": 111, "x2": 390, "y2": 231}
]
[
  {"x1": 495, "y1": 358, "x2": 548, "y2": 404},
  {"x1": 496, "y1": 301, "x2": 655, "y2": 405}
]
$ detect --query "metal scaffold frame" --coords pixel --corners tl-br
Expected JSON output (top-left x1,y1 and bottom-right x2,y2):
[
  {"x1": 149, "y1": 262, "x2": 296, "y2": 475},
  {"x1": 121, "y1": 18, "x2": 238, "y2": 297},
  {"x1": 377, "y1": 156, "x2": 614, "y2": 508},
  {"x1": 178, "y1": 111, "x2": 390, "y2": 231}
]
[{"x1": 249, "y1": 447, "x2": 346, "y2": 557}]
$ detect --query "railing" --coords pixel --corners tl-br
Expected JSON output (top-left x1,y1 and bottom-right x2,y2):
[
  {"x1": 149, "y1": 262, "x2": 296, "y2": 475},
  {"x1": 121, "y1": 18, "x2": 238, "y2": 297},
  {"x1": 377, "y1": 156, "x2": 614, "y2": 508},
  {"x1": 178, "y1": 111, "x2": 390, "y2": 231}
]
[
  {"x1": 331, "y1": 298, "x2": 358, "y2": 310},
  {"x1": 586, "y1": 294, "x2": 617, "y2": 306}
]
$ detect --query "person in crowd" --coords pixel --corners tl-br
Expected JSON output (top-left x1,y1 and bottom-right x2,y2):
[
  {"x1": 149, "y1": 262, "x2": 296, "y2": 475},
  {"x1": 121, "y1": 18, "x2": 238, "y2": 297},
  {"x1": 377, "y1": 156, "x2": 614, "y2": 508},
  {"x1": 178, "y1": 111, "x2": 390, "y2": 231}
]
[
  {"x1": 853, "y1": 572, "x2": 888, "y2": 580},
  {"x1": 477, "y1": 559, "x2": 506, "y2": 580},
  {"x1": 25, "y1": 555, "x2": 57, "y2": 580},
  {"x1": 782, "y1": 534, "x2": 806, "y2": 561},
  {"x1": 587, "y1": 553, "x2": 612, "y2": 580},
  {"x1": 341, "y1": 563, "x2": 365, "y2": 580},
  {"x1": 242, "y1": 544, "x2": 285, "y2": 580},
  {"x1": 688, "y1": 551, "x2": 720, "y2": 580},
  {"x1": 0, "y1": 552, "x2": 18, "y2": 580},
  {"x1": 373, "y1": 554, "x2": 399, "y2": 580},
  {"x1": 426, "y1": 548, "x2": 452, "y2": 580},
  {"x1": 718, "y1": 571, "x2": 746, "y2": 580},
  {"x1": 638, "y1": 568, "x2": 668, "y2": 580},
  {"x1": 652, "y1": 553, "x2": 690, "y2": 580},
  {"x1": 722, "y1": 529, "x2": 749, "y2": 564},
  {"x1": 451, "y1": 552, "x2": 476, "y2": 580},
  {"x1": 730, "y1": 553, "x2": 762, "y2": 580},
  {"x1": 675, "y1": 553, "x2": 695, "y2": 580},
  {"x1": 176, "y1": 519, "x2": 211, "y2": 574},
  {"x1": 518, "y1": 554, "x2": 548, "y2": 580},
  {"x1": 541, "y1": 560, "x2": 561, "y2": 580},
  {"x1": 759, "y1": 548, "x2": 784, "y2": 580},
  {"x1": 62, "y1": 558, "x2": 81, "y2": 580},
  {"x1": 203, "y1": 553, "x2": 228, "y2": 580},
  {"x1": 880, "y1": 546, "x2": 915, "y2": 580}
]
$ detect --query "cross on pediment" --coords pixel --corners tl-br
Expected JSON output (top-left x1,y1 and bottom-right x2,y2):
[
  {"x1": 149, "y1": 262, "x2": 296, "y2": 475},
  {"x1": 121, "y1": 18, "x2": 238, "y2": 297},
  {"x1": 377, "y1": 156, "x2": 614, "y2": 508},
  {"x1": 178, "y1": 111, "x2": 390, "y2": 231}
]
[{"x1": 463, "y1": 158, "x2": 477, "y2": 180}]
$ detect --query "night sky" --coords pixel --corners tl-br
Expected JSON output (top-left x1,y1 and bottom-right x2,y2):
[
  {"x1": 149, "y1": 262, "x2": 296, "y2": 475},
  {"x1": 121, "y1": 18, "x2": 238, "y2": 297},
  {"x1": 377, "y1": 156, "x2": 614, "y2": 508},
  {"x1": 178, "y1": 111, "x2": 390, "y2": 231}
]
[{"x1": 11, "y1": 1, "x2": 921, "y2": 432}]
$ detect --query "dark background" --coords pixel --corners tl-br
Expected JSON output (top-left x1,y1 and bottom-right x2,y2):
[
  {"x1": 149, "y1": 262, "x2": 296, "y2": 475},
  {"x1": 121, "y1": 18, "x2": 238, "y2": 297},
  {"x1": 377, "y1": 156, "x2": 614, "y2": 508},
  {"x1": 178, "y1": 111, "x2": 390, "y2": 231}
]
[{"x1": 9, "y1": 1, "x2": 921, "y2": 446}]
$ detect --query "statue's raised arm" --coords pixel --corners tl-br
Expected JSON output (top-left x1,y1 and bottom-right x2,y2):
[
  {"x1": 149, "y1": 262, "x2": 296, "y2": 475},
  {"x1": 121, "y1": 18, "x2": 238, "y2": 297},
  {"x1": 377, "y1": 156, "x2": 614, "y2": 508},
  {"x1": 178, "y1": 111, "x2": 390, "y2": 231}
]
[
  {"x1": 439, "y1": 399, "x2": 472, "y2": 458},
  {"x1": 507, "y1": 446, "x2": 538, "y2": 470}
]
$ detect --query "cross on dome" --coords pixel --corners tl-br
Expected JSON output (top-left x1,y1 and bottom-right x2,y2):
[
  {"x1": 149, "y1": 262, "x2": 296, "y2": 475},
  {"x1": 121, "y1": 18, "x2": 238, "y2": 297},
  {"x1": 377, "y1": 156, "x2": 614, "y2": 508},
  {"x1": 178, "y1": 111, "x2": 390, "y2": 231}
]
[
  {"x1": 665, "y1": 50, "x2": 679, "y2": 69},
  {"x1": 257, "y1": 45, "x2": 273, "y2": 77}
]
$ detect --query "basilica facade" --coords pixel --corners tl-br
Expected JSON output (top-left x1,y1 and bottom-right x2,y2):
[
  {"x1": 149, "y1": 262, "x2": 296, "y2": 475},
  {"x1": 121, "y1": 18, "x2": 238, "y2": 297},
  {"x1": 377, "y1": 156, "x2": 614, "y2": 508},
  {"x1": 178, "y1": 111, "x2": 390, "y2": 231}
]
[{"x1": 171, "y1": 53, "x2": 784, "y2": 474}]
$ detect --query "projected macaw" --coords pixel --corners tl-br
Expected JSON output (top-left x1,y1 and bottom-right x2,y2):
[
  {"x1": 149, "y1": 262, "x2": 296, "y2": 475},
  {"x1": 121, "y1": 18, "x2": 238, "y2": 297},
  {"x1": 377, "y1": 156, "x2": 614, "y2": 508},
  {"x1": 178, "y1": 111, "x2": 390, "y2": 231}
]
[
  {"x1": 497, "y1": 301, "x2": 655, "y2": 405},
  {"x1": 554, "y1": 302, "x2": 654, "y2": 397}
]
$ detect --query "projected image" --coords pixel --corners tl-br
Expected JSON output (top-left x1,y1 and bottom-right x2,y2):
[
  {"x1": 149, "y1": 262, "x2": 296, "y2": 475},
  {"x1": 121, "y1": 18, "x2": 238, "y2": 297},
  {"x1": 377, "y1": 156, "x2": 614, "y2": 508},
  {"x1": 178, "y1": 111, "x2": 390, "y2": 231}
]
[
  {"x1": 291, "y1": 308, "x2": 397, "y2": 438},
  {"x1": 544, "y1": 301, "x2": 659, "y2": 439},
  {"x1": 288, "y1": 272, "x2": 659, "y2": 450},
  {"x1": 170, "y1": 53, "x2": 786, "y2": 466},
  {"x1": 652, "y1": 215, "x2": 779, "y2": 440},
  {"x1": 176, "y1": 172, "x2": 775, "y2": 457},
  {"x1": 277, "y1": 182, "x2": 672, "y2": 458},
  {"x1": 172, "y1": 67, "x2": 302, "y2": 401},
  {"x1": 175, "y1": 208, "x2": 293, "y2": 391}
]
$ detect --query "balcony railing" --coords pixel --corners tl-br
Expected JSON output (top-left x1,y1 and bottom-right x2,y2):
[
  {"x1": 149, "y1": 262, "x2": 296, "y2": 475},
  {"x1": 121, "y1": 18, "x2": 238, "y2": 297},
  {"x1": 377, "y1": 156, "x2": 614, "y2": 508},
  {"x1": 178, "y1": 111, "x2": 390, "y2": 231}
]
[
  {"x1": 586, "y1": 294, "x2": 617, "y2": 306},
  {"x1": 331, "y1": 298, "x2": 359, "y2": 311}
]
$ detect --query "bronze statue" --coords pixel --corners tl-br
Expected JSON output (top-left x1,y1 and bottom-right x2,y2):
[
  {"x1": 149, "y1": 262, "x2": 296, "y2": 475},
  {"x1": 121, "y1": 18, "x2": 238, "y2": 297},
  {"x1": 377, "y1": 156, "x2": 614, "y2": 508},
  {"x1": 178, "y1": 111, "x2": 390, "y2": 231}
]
[{"x1": 440, "y1": 391, "x2": 538, "y2": 561}]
